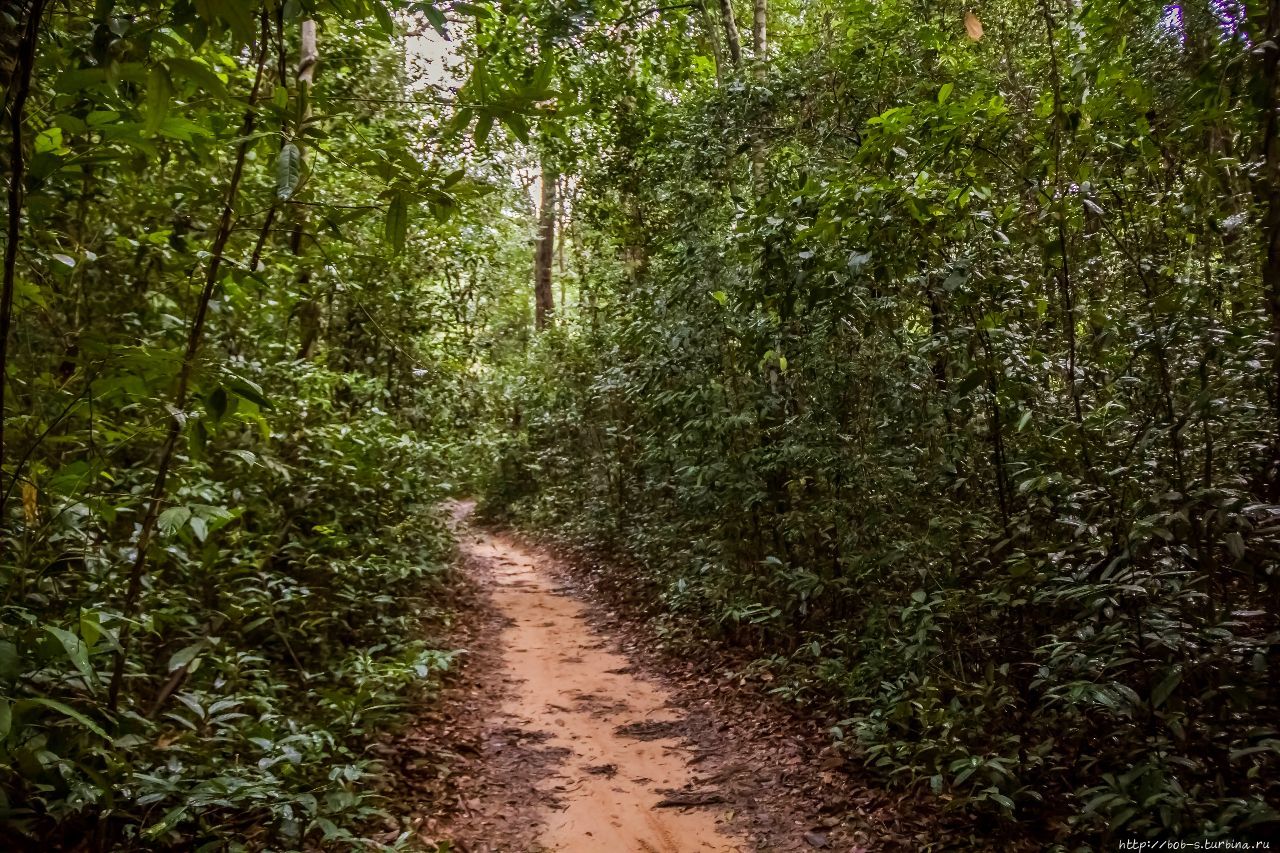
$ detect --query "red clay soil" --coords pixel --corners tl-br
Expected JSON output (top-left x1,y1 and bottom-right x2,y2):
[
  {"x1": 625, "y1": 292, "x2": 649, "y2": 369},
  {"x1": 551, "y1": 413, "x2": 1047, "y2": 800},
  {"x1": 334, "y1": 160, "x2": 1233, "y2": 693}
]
[{"x1": 377, "y1": 506, "x2": 982, "y2": 851}]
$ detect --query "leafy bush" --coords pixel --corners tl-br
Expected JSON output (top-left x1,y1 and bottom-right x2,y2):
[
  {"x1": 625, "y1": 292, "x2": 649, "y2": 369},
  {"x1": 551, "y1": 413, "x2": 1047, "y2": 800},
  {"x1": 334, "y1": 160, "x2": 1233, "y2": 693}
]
[{"x1": 2, "y1": 363, "x2": 456, "y2": 848}]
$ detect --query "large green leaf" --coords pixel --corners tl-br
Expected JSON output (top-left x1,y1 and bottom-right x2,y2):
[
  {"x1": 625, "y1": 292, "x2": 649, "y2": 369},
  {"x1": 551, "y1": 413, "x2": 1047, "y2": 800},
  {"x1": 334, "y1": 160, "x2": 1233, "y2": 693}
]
[
  {"x1": 145, "y1": 66, "x2": 172, "y2": 136},
  {"x1": 277, "y1": 142, "x2": 302, "y2": 200},
  {"x1": 17, "y1": 698, "x2": 110, "y2": 739},
  {"x1": 384, "y1": 191, "x2": 409, "y2": 254}
]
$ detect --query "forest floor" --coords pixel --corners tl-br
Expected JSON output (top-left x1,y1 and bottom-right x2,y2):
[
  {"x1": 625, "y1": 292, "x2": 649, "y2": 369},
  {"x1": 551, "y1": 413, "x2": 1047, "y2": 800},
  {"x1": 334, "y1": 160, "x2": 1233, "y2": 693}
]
[{"x1": 379, "y1": 503, "x2": 956, "y2": 852}]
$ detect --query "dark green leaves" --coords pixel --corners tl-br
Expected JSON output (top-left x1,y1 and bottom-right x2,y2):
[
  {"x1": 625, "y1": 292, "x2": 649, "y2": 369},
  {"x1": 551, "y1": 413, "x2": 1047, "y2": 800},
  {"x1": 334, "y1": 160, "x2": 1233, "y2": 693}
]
[
  {"x1": 384, "y1": 191, "x2": 409, "y2": 254},
  {"x1": 191, "y1": 0, "x2": 258, "y2": 44},
  {"x1": 164, "y1": 57, "x2": 229, "y2": 100},
  {"x1": 145, "y1": 66, "x2": 172, "y2": 136},
  {"x1": 373, "y1": 1, "x2": 397, "y2": 35},
  {"x1": 1151, "y1": 667, "x2": 1183, "y2": 709},
  {"x1": 276, "y1": 142, "x2": 302, "y2": 200},
  {"x1": 17, "y1": 698, "x2": 110, "y2": 740}
]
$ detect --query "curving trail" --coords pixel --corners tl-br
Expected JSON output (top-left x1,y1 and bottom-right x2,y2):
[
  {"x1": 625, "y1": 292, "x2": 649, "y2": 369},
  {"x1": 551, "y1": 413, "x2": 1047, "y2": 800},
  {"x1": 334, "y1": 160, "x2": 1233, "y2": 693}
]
[
  {"x1": 459, "y1": 522, "x2": 742, "y2": 852},
  {"x1": 400, "y1": 502, "x2": 921, "y2": 852}
]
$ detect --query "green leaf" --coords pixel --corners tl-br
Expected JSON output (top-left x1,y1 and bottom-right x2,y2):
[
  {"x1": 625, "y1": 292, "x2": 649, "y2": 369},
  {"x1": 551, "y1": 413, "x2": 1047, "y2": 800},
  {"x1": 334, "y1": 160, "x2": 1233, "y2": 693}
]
[
  {"x1": 206, "y1": 387, "x2": 229, "y2": 423},
  {"x1": 164, "y1": 57, "x2": 229, "y2": 99},
  {"x1": 155, "y1": 116, "x2": 215, "y2": 142},
  {"x1": 987, "y1": 792, "x2": 1015, "y2": 810},
  {"x1": 225, "y1": 375, "x2": 273, "y2": 410},
  {"x1": 503, "y1": 113, "x2": 530, "y2": 145},
  {"x1": 0, "y1": 698, "x2": 11, "y2": 739},
  {"x1": 192, "y1": 0, "x2": 257, "y2": 43},
  {"x1": 34, "y1": 127, "x2": 63, "y2": 154},
  {"x1": 158, "y1": 506, "x2": 192, "y2": 536},
  {"x1": 142, "y1": 806, "x2": 189, "y2": 840},
  {"x1": 0, "y1": 641, "x2": 18, "y2": 682},
  {"x1": 1152, "y1": 666, "x2": 1182, "y2": 709},
  {"x1": 168, "y1": 642, "x2": 204, "y2": 673},
  {"x1": 451, "y1": 1, "x2": 492, "y2": 17},
  {"x1": 145, "y1": 66, "x2": 172, "y2": 136},
  {"x1": 79, "y1": 611, "x2": 103, "y2": 650},
  {"x1": 938, "y1": 83, "x2": 954, "y2": 104},
  {"x1": 44, "y1": 626, "x2": 97, "y2": 687},
  {"x1": 384, "y1": 191, "x2": 408, "y2": 254},
  {"x1": 276, "y1": 142, "x2": 302, "y2": 200},
  {"x1": 473, "y1": 113, "x2": 494, "y2": 147},
  {"x1": 373, "y1": 1, "x2": 397, "y2": 34},
  {"x1": 18, "y1": 697, "x2": 110, "y2": 739}
]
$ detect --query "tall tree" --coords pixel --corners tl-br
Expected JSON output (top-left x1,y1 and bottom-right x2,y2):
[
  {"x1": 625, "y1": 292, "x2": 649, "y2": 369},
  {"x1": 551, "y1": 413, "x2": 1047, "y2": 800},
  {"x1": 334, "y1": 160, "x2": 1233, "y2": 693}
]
[
  {"x1": 535, "y1": 159, "x2": 556, "y2": 330},
  {"x1": 717, "y1": 0, "x2": 741, "y2": 67},
  {"x1": 0, "y1": 0, "x2": 47, "y2": 517},
  {"x1": 750, "y1": 0, "x2": 767, "y2": 190},
  {"x1": 293, "y1": 18, "x2": 322, "y2": 360}
]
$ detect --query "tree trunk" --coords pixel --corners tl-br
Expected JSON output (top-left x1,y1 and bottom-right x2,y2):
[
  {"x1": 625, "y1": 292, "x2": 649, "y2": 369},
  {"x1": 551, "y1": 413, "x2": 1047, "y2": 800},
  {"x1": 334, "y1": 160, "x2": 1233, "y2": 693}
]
[
  {"x1": 1039, "y1": 0, "x2": 1091, "y2": 474},
  {"x1": 701, "y1": 0, "x2": 726, "y2": 77},
  {"x1": 752, "y1": 0, "x2": 766, "y2": 58},
  {"x1": 717, "y1": 0, "x2": 741, "y2": 67},
  {"x1": 1261, "y1": 0, "x2": 1280, "y2": 499},
  {"x1": 535, "y1": 161, "x2": 556, "y2": 330},
  {"x1": 750, "y1": 0, "x2": 767, "y2": 191},
  {"x1": 0, "y1": 0, "x2": 47, "y2": 521},
  {"x1": 294, "y1": 19, "x2": 321, "y2": 360}
]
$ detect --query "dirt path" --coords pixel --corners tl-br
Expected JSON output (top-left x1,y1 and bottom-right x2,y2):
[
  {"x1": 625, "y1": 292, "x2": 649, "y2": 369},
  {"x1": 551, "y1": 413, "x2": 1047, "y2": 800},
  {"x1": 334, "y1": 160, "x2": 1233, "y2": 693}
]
[
  {"x1": 467, "y1": 529, "x2": 740, "y2": 852},
  {"x1": 390, "y1": 507, "x2": 947, "y2": 852}
]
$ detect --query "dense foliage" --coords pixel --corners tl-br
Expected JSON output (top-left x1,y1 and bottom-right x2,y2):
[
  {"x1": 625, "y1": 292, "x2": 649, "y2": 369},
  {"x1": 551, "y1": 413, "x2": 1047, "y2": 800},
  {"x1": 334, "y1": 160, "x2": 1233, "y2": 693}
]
[
  {"x1": 7, "y1": 0, "x2": 1280, "y2": 848},
  {"x1": 478, "y1": 0, "x2": 1280, "y2": 846},
  {"x1": 0, "y1": 0, "x2": 541, "y2": 847}
]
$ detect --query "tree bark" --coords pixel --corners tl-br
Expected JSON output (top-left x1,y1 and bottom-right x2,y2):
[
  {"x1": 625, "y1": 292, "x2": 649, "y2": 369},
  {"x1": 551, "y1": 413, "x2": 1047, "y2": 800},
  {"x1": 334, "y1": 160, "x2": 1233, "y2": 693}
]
[
  {"x1": 0, "y1": 0, "x2": 47, "y2": 521},
  {"x1": 1261, "y1": 0, "x2": 1280, "y2": 499},
  {"x1": 700, "y1": 0, "x2": 726, "y2": 77},
  {"x1": 1039, "y1": 0, "x2": 1091, "y2": 474},
  {"x1": 750, "y1": 0, "x2": 767, "y2": 192},
  {"x1": 752, "y1": 0, "x2": 766, "y2": 58},
  {"x1": 535, "y1": 161, "x2": 557, "y2": 330},
  {"x1": 294, "y1": 18, "x2": 321, "y2": 360},
  {"x1": 717, "y1": 0, "x2": 741, "y2": 67}
]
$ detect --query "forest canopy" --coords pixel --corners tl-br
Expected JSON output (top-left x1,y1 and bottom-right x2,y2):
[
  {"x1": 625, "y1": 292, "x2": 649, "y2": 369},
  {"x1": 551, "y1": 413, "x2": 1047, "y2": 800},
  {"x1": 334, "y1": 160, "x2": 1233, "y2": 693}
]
[{"x1": 2, "y1": 0, "x2": 1279, "y2": 849}]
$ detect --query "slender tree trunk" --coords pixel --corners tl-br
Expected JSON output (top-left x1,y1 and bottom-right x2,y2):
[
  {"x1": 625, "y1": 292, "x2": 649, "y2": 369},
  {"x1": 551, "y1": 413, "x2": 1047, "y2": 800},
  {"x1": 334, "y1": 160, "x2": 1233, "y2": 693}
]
[
  {"x1": 248, "y1": 5, "x2": 292, "y2": 275},
  {"x1": 0, "y1": 0, "x2": 47, "y2": 521},
  {"x1": 701, "y1": 0, "x2": 726, "y2": 78},
  {"x1": 556, "y1": 176, "x2": 567, "y2": 310},
  {"x1": 752, "y1": 0, "x2": 766, "y2": 58},
  {"x1": 1261, "y1": 0, "x2": 1280, "y2": 499},
  {"x1": 108, "y1": 14, "x2": 271, "y2": 712},
  {"x1": 535, "y1": 161, "x2": 557, "y2": 330},
  {"x1": 294, "y1": 18, "x2": 322, "y2": 360},
  {"x1": 717, "y1": 0, "x2": 741, "y2": 67},
  {"x1": 1039, "y1": 0, "x2": 1092, "y2": 474},
  {"x1": 750, "y1": 0, "x2": 767, "y2": 191}
]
